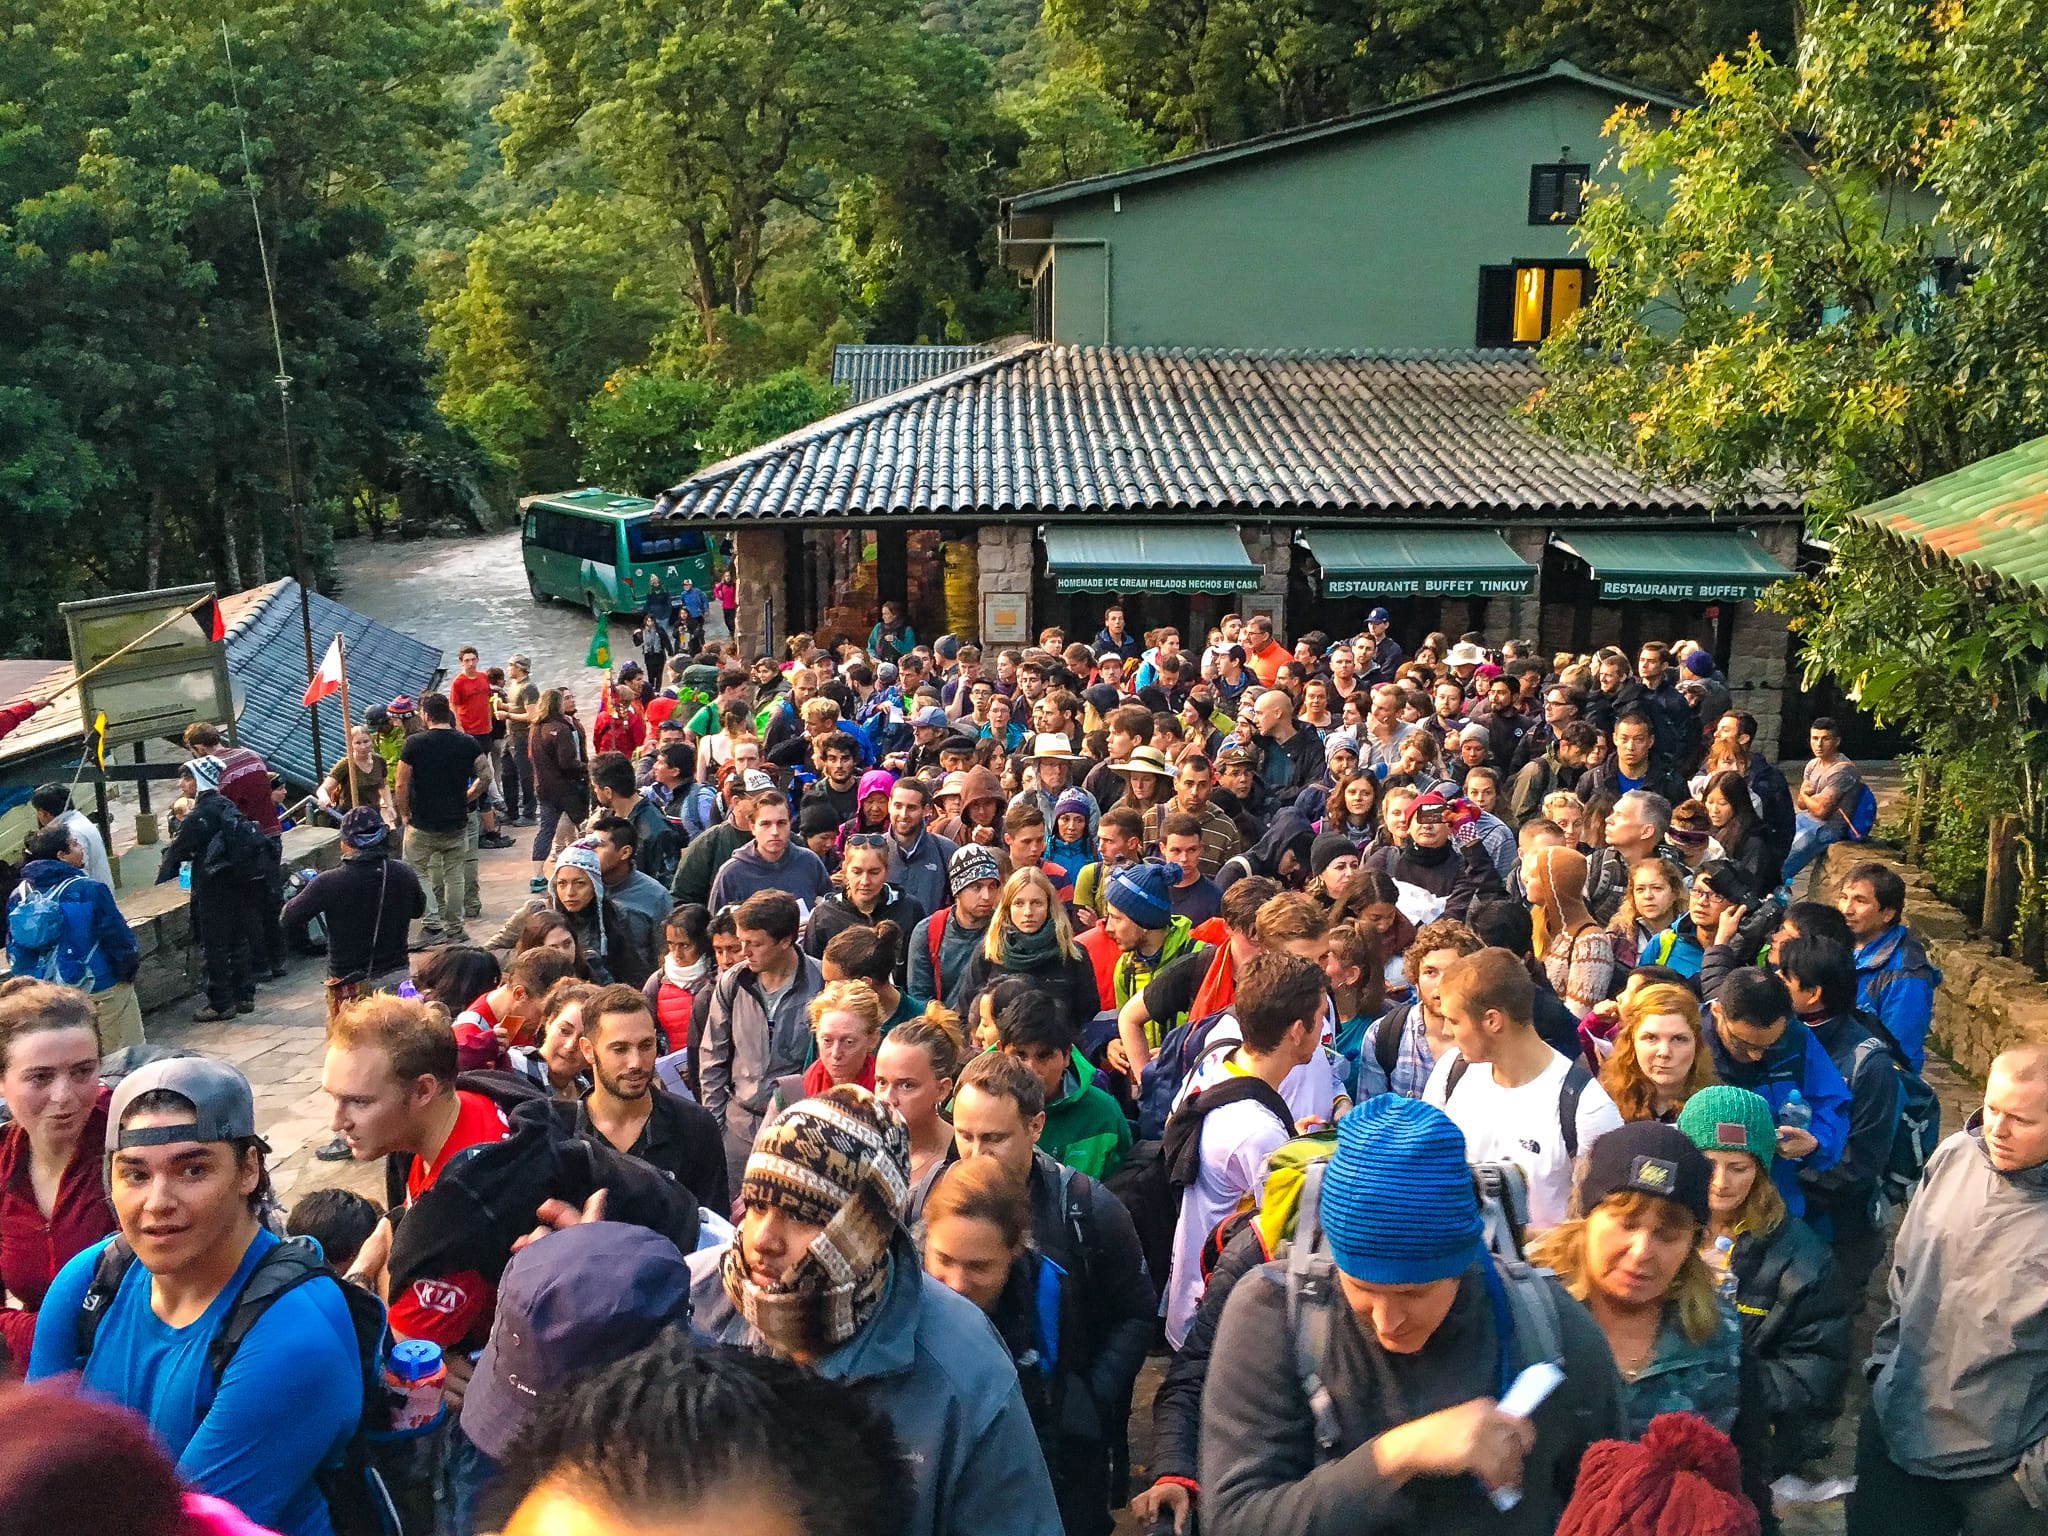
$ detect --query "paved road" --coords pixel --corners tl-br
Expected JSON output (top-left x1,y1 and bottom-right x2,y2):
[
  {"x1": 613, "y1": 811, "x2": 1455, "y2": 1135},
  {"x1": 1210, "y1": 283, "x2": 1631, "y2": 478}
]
[{"x1": 333, "y1": 527, "x2": 728, "y2": 707}]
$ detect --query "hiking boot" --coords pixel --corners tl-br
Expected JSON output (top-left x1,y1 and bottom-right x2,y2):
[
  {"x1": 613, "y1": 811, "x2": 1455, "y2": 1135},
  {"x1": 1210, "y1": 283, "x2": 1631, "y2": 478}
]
[
  {"x1": 314, "y1": 1134, "x2": 355, "y2": 1162},
  {"x1": 529, "y1": 876, "x2": 548, "y2": 893},
  {"x1": 191, "y1": 1005, "x2": 237, "y2": 1022},
  {"x1": 235, "y1": 998, "x2": 256, "y2": 1014},
  {"x1": 478, "y1": 833, "x2": 516, "y2": 850}
]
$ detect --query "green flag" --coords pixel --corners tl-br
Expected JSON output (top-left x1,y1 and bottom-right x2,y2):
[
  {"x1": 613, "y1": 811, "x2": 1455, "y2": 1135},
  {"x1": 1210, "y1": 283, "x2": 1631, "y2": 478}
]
[{"x1": 585, "y1": 614, "x2": 611, "y2": 670}]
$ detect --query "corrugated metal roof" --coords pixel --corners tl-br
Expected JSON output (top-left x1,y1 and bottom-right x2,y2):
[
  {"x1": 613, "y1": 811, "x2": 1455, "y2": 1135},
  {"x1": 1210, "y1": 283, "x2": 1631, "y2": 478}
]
[
  {"x1": 225, "y1": 580, "x2": 442, "y2": 789},
  {"x1": 1843, "y1": 435, "x2": 2048, "y2": 596},
  {"x1": 1003, "y1": 62, "x2": 1690, "y2": 217},
  {"x1": 831, "y1": 344, "x2": 999, "y2": 404},
  {"x1": 663, "y1": 345, "x2": 1797, "y2": 525}
]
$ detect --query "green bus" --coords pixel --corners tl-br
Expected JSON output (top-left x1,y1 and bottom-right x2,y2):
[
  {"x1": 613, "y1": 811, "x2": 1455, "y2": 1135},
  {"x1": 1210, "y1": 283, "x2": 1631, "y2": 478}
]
[{"x1": 522, "y1": 489, "x2": 715, "y2": 619}]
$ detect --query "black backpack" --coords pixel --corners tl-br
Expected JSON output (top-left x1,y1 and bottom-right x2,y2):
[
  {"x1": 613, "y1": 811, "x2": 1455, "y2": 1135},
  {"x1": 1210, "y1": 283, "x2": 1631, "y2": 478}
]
[
  {"x1": 77, "y1": 1236, "x2": 408, "y2": 1536},
  {"x1": 205, "y1": 800, "x2": 275, "y2": 882}
]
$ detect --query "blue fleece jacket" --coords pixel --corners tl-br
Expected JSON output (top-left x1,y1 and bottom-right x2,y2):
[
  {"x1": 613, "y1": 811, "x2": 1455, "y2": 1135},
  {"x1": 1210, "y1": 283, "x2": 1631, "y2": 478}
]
[
  {"x1": 1705, "y1": 1018, "x2": 1851, "y2": 1217},
  {"x1": 6, "y1": 859, "x2": 138, "y2": 993}
]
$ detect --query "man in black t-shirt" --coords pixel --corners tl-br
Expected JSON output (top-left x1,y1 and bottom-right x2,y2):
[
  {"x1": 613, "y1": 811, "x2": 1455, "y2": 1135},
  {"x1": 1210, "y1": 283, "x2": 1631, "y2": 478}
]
[{"x1": 396, "y1": 691, "x2": 487, "y2": 943}]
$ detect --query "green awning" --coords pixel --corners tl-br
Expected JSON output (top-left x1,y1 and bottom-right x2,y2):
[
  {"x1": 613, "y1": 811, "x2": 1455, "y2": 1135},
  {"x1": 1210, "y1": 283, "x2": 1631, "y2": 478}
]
[
  {"x1": 1300, "y1": 528, "x2": 1535, "y2": 598},
  {"x1": 1041, "y1": 524, "x2": 1264, "y2": 594},
  {"x1": 1551, "y1": 529, "x2": 1793, "y2": 601}
]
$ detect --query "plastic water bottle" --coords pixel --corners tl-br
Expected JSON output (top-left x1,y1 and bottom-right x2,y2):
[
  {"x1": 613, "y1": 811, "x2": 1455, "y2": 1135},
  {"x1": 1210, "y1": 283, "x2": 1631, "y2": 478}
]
[
  {"x1": 178, "y1": 861, "x2": 192, "y2": 891},
  {"x1": 1710, "y1": 1235, "x2": 1738, "y2": 1298},
  {"x1": 383, "y1": 1339, "x2": 446, "y2": 1434},
  {"x1": 1779, "y1": 1089, "x2": 1811, "y2": 1134}
]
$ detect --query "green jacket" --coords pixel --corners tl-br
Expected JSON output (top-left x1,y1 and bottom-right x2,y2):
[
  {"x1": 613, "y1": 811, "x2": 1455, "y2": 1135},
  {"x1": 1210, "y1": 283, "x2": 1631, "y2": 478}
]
[
  {"x1": 1112, "y1": 914, "x2": 1201, "y2": 1039},
  {"x1": 1041, "y1": 1050, "x2": 1132, "y2": 1180}
]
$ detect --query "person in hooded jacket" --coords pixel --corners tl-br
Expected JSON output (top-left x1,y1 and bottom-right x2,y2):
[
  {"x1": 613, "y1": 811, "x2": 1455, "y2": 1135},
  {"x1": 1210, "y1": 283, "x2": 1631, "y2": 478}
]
[
  {"x1": 931, "y1": 764, "x2": 1007, "y2": 849},
  {"x1": 1362, "y1": 790, "x2": 1506, "y2": 923},
  {"x1": 1849, "y1": 1045, "x2": 2048, "y2": 1536},
  {"x1": 154, "y1": 757, "x2": 268, "y2": 1020},
  {"x1": 690, "y1": 1085, "x2": 1061, "y2": 1536},
  {"x1": 486, "y1": 839, "x2": 657, "y2": 988},
  {"x1": 1703, "y1": 969, "x2": 1851, "y2": 1220},
  {"x1": 1680, "y1": 1087, "x2": 1852, "y2": 1475},
  {"x1": 8, "y1": 825, "x2": 139, "y2": 1034},
  {"x1": 1216, "y1": 808, "x2": 1317, "y2": 892}
]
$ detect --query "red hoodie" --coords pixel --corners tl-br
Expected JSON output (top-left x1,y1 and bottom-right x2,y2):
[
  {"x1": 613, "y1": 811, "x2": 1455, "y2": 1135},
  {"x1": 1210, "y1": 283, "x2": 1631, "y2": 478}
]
[{"x1": 0, "y1": 1089, "x2": 117, "y2": 1371}]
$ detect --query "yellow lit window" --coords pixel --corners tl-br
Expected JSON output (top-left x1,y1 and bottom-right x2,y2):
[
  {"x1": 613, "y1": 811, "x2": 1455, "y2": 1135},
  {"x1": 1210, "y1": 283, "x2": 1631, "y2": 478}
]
[{"x1": 1513, "y1": 267, "x2": 1547, "y2": 343}]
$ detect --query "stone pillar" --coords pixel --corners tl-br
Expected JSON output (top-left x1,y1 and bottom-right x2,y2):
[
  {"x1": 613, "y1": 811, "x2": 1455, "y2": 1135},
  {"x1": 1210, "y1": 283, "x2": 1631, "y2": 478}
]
[
  {"x1": 1483, "y1": 525, "x2": 1549, "y2": 640},
  {"x1": 1728, "y1": 522, "x2": 1800, "y2": 761},
  {"x1": 732, "y1": 527, "x2": 785, "y2": 658},
  {"x1": 975, "y1": 524, "x2": 1035, "y2": 646},
  {"x1": 1238, "y1": 524, "x2": 1290, "y2": 638}
]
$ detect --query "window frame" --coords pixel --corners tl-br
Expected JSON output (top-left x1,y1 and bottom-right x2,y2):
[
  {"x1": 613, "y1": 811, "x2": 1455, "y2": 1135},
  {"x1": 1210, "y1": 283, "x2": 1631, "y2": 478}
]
[
  {"x1": 1528, "y1": 163, "x2": 1591, "y2": 226},
  {"x1": 1476, "y1": 259, "x2": 1595, "y2": 348}
]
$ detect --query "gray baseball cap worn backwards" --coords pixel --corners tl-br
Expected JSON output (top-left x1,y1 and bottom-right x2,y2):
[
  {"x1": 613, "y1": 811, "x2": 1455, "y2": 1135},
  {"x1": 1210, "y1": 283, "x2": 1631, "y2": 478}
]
[{"x1": 107, "y1": 1057, "x2": 267, "y2": 1155}]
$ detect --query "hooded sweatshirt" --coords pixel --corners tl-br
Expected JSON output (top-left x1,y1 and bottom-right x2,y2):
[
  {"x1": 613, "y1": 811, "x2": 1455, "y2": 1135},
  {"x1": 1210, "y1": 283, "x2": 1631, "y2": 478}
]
[
  {"x1": 931, "y1": 765, "x2": 1006, "y2": 846},
  {"x1": 1040, "y1": 1049, "x2": 1133, "y2": 1180},
  {"x1": 1870, "y1": 1113, "x2": 2048, "y2": 1496},
  {"x1": 706, "y1": 839, "x2": 832, "y2": 911}
]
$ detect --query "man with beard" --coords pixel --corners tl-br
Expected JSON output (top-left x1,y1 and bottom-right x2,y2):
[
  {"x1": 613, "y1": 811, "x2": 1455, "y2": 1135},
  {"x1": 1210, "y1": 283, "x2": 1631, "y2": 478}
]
[{"x1": 574, "y1": 985, "x2": 728, "y2": 1214}]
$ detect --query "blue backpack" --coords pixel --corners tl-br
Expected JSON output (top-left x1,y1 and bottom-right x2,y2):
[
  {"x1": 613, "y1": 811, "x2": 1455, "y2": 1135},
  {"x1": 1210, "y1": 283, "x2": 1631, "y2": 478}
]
[
  {"x1": 1843, "y1": 782, "x2": 1879, "y2": 840},
  {"x1": 10, "y1": 874, "x2": 81, "y2": 957},
  {"x1": 1134, "y1": 1008, "x2": 1231, "y2": 1141}
]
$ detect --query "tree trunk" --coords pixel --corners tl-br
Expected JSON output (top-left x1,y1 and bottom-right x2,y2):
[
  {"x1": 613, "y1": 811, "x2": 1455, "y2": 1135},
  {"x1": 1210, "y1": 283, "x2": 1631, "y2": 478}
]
[
  {"x1": 247, "y1": 509, "x2": 269, "y2": 586},
  {"x1": 220, "y1": 507, "x2": 243, "y2": 594},
  {"x1": 144, "y1": 490, "x2": 164, "y2": 588},
  {"x1": 1986, "y1": 813, "x2": 2022, "y2": 949}
]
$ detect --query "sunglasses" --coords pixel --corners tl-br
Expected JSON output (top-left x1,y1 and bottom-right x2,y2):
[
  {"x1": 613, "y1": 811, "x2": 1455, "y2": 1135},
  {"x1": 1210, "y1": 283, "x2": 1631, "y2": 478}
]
[{"x1": 844, "y1": 833, "x2": 890, "y2": 850}]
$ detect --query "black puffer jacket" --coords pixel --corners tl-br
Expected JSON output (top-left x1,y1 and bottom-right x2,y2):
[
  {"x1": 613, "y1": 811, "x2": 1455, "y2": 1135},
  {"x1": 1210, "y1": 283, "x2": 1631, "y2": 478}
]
[
  {"x1": 1363, "y1": 837, "x2": 1504, "y2": 922},
  {"x1": 1729, "y1": 1214, "x2": 1853, "y2": 1474}
]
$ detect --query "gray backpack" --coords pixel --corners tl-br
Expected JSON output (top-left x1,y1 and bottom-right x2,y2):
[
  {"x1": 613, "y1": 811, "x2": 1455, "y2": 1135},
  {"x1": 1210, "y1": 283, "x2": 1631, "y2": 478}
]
[{"x1": 1278, "y1": 1161, "x2": 1565, "y2": 1464}]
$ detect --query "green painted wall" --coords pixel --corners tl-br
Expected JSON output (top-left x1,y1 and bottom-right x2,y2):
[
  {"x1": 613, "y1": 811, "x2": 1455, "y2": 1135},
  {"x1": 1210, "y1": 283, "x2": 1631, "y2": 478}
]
[{"x1": 1044, "y1": 80, "x2": 1638, "y2": 350}]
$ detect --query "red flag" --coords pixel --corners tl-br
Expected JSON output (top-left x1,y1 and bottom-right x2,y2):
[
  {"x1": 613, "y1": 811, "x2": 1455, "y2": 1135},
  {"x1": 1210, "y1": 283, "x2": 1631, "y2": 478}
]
[
  {"x1": 196, "y1": 597, "x2": 225, "y2": 642},
  {"x1": 302, "y1": 635, "x2": 344, "y2": 707}
]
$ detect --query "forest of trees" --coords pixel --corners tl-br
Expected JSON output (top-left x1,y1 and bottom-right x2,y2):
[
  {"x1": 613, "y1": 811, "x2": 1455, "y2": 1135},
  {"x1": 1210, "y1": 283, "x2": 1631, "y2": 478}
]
[{"x1": 0, "y1": 0, "x2": 1796, "y2": 656}]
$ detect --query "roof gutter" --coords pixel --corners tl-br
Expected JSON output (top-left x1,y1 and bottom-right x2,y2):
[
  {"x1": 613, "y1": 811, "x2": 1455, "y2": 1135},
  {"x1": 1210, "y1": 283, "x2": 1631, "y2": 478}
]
[{"x1": 997, "y1": 237, "x2": 1110, "y2": 345}]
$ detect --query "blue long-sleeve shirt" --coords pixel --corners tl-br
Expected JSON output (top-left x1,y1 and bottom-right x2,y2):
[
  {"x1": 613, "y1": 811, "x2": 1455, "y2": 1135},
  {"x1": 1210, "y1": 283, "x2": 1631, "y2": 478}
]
[
  {"x1": 30, "y1": 1229, "x2": 361, "y2": 1536},
  {"x1": 1705, "y1": 1019, "x2": 1851, "y2": 1217}
]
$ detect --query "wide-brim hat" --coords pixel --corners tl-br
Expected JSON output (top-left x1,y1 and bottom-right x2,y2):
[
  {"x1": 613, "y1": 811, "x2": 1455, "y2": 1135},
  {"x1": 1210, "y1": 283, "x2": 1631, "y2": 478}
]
[
  {"x1": 1445, "y1": 642, "x2": 1488, "y2": 668},
  {"x1": 1112, "y1": 746, "x2": 1173, "y2": 779},
  {"x1": 1030, "y1": 732, "x2": 1089, "y2": 763}
]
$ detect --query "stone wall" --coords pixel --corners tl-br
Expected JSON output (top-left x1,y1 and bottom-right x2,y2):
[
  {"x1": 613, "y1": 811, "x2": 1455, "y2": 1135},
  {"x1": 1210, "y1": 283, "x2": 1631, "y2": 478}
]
[
  {"x1": 1814, "y1": 840, "x2": 2048, "y2": 1082},
  {"x1": 123, "y1": 827, "x2": 345, "y2": 1015},
  {"x1": 1728, "y1": 523, "x2": 1800, "y2": 762},
  {"x1": 1482, "y1": 525, "x2": 1550, "y2": 639},
  {"x1": 731, "y1": 527, "x2": 785, "y2": 657}
]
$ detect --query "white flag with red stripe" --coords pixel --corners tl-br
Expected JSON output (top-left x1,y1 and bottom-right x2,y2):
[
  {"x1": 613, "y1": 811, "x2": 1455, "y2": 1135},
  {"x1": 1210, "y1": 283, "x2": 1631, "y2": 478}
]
[{"x1": 302, "y1": 635, "x2": 344, "y2": 707}]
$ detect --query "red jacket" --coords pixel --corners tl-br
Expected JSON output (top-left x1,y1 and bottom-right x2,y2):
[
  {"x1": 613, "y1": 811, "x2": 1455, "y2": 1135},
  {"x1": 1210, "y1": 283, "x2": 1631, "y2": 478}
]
[{"x1": 0, "y1": 1089, "x2": 116, "y2": 1371}]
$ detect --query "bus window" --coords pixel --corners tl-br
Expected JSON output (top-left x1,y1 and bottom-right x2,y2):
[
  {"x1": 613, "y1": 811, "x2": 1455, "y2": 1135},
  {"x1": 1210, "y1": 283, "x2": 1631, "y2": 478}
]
[{"x1": 625, "y1": 522, "x2": 707, "y2": 562}]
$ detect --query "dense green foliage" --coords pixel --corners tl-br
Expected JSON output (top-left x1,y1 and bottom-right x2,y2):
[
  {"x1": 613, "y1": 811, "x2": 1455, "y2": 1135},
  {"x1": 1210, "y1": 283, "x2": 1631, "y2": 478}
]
[{"x1": 1533, "y1": 0, "x2": 2048, "y2": 959}]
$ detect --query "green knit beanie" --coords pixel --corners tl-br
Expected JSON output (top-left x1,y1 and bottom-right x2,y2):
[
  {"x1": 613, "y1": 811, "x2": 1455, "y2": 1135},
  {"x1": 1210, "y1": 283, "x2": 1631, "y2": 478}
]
[{"x1": 1677, "y1": 1084, "x2": 1776, "y2": 1168}]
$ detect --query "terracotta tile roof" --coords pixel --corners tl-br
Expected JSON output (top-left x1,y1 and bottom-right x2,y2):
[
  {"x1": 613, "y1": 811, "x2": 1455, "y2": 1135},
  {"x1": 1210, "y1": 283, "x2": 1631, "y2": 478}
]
[{"x1": 662, "y1": 345, "x2": 1797, "y2": 524}]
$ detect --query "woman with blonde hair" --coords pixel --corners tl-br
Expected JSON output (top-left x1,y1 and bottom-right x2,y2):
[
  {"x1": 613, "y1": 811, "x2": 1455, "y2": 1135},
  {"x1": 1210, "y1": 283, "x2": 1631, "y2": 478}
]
[
  {"x1": 1599, "y1": 981, "x2": 1715, "y2": 1122},
  {"x1": 1679, "y1": 1086, "x2": 1851, "y2": 1476},
  {"x1": 1526, "y1": 843, "x2": 1615, "y2": 1016},
  {"x1": 1527, "y1": 1121, "x2": 1774, "y2": 1514},
  {"x1": 877, "y1": 1003, "x2": 967, "y2": 1220},
  {"x1": 954, "y1": 866, "x2": 1100, "y2": 1032}
]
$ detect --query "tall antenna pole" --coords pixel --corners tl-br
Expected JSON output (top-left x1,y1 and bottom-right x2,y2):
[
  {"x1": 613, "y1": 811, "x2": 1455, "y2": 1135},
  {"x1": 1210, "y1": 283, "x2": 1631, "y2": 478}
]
[{"x1": 222, "y1": 20, "x2": 323, "y2": 774}]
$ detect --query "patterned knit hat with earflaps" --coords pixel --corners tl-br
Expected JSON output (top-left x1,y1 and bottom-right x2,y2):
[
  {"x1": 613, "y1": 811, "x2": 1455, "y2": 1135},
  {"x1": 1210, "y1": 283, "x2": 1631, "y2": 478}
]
[{"x1": 723, "y1": 1084, "x2": 911, "y2": 1360}]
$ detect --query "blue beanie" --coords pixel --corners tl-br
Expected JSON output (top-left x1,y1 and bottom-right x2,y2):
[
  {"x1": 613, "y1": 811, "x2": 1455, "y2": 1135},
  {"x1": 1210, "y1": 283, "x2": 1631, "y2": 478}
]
[
  {"x1": 1105, "y1": 860, "x2": 1174, "y2": 931},
  {"x1": 1320, "y1": 1096, "x2": 1486, "y2": 1285}
]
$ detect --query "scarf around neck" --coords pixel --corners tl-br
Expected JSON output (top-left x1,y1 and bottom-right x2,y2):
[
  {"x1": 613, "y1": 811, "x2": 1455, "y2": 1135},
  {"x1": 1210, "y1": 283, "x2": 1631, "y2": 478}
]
[
  {"x1": 664, "y1": 953, "x2": 711, "y2": 991},
  {"x1": 998, "y1": 919, "x2": 1064, "y2": 972},
  {"x1": 720, "y1": 1208, "x2": 895, "y2": 1359}
]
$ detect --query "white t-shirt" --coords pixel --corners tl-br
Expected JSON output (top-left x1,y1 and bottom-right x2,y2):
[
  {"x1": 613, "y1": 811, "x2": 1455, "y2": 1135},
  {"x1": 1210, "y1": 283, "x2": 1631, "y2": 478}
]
[
  {"x1": 1424, "y1": 1046, "x2": 1623, "y2": 1231},
  {"x1": 56, "y1": 808, "x2": 113, "y2": 891},
  {"x1": 1170, "y1": 1013, "x2": 1350, "y2": 1130},
  {"x1": 1164, "y1": 1070, "x2": 1292, "y2": 1348}
]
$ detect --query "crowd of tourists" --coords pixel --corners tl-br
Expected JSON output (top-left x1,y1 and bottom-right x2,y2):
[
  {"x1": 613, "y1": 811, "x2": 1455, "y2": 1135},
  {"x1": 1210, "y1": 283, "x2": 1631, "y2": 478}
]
[{"x1": 5, "y1": 596, "x2": 2042, "y2": 1536}]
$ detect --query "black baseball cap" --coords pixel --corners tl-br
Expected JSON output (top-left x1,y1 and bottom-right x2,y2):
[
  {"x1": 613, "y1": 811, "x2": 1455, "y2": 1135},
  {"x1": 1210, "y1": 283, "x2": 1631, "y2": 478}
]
[
  {"x1": 461, "y1": 1222, "x2": 693, "y2": 1460},
  {"x1": 1575, "y1": 1120, "x2": 1711, "y2": 1226}
]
